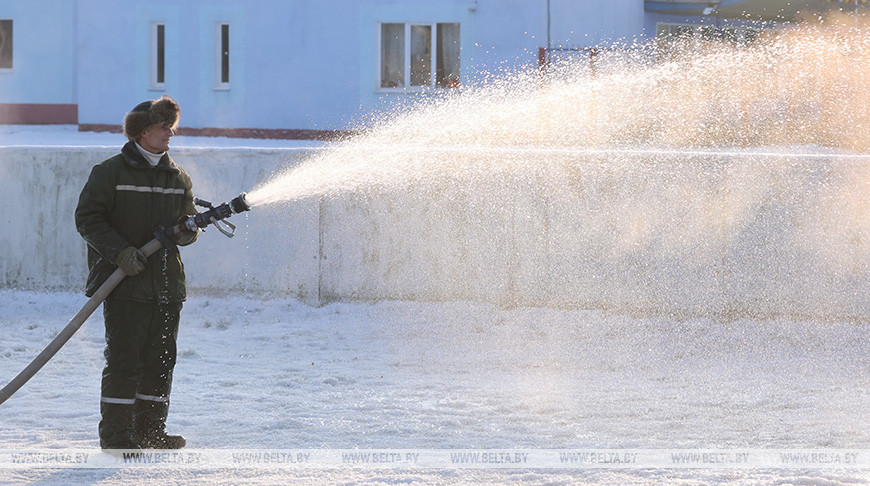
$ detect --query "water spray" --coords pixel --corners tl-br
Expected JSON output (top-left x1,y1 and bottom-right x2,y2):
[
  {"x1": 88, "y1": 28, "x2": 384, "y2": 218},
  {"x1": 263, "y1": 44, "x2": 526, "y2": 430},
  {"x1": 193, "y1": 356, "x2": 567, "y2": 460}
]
[{"x1": 0, "y1": 193, "x2": 252, "y2": 406}]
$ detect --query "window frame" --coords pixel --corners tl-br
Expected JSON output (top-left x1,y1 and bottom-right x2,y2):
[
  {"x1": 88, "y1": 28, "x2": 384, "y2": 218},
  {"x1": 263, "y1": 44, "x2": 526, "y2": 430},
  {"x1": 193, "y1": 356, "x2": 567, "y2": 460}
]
[
  {"x1": 377, "y1": 21, "x2": 460, "y2": 92},
  {"x1": 149, "y1": 22, "x2": 165, "y2": 90},
  {"x1": 214, "y1": 21, "x2": 230, "y2": 91}
]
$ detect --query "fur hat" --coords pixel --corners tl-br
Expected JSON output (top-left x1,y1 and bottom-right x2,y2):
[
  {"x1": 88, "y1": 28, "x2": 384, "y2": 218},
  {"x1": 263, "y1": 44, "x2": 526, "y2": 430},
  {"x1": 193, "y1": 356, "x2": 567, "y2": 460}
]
[{"x1": 123, "y1": 95, "x2": 180, "y2": 141}]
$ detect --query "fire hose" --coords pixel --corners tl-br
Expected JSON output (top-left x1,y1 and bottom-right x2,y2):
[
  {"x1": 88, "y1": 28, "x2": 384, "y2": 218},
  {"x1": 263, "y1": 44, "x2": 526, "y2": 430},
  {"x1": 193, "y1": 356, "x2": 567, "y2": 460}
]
[{"x1": 0, "y1": 193, "x2": 251, "y2": 406}]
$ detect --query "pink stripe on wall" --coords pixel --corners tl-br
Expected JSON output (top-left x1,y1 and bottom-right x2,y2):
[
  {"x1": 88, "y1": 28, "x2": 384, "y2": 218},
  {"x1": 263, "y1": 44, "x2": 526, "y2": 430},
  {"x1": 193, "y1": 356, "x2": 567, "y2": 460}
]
[{"x1": 0, "y1": 103, "x2": 78, "y2": 124}]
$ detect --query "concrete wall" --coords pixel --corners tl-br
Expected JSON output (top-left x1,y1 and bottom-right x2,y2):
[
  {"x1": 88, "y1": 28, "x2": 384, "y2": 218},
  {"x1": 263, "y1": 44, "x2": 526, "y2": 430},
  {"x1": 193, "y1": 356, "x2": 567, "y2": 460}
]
[
  {"x1": 315, "y1": 148, "x2": 869, "y2": 321},
  {"x1": 2, "y1": 146, "x2": 867, "y2": 321},
  {"x1": 1, "y1": 146, "x2": 321, "y2": 304}
]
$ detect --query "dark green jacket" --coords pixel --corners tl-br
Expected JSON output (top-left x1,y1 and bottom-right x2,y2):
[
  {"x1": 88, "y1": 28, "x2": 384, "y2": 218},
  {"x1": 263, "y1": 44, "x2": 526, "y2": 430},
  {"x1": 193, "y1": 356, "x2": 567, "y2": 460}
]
[{"x1": 75, "y1": 141, "x2": 197, "y2": 303}]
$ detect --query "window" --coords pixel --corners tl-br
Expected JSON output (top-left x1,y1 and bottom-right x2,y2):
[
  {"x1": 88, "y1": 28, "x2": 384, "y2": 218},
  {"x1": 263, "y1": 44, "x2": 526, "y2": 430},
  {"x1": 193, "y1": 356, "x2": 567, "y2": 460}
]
[
  {"x1": 150, "y1": 22, "x2": 165, "y2": 89},
  {"x1": 215, "y1": 22, "x2": 230, "y2": 89},
  {"x1": 381, "y1": 23, "x2": 404, "y2": 88},
  {"x1": 0, "y1": 19, "x2": 12, "y2": 70},
  {"x1": 436, "y1": 23, "x2": 460, "y2": 88},
  {"x1": 380, "y1": 22, "x2": 460, "y2": 90}
]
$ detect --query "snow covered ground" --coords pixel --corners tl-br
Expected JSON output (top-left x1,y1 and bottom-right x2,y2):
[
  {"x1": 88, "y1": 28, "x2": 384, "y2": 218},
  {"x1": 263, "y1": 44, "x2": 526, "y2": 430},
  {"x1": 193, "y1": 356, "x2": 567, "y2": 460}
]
[{"x1": 1, "y1": 289, "x2": 869, "y2": 485}]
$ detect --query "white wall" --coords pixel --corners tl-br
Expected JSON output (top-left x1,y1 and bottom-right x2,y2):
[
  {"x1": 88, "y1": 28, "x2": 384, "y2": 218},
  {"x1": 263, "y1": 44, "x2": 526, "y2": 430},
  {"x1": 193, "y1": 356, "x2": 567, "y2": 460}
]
[
  {"x1": 314, "y1": 148, "x2": 869, "y2": 321},
  {"x1": 2, "y1": 146, "x2": 321, "y2": 303},
  {"x1": 2, "y1": 146, "x2": 867, "y2": 321}
]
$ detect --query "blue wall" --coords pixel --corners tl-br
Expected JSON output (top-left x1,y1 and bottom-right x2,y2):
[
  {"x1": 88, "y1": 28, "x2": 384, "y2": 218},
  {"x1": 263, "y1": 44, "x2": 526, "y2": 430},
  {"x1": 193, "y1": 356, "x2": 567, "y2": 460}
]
[
  {"x1": 0, "y1": 0, "x2": 75, "y2": 104},
  {"x1": 4, "y1": 0, "x2": 674, "y2": 131},
  {"x1": 76, "y1": 0, "x2": 371, "y2": 130},
  {"x1": 549, "y1": 0, "x2": 645, "y2": 47}
]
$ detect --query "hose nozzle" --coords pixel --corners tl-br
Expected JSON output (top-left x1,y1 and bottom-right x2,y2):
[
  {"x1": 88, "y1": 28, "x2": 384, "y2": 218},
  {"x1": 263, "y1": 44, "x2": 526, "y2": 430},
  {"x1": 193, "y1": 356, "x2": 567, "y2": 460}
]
[
  {"x1": 229, "y1": 193, "x2": 251, "y2": 214},
  {"x1": 183, "y1": 193, "x2": 251, "y2": 237}
]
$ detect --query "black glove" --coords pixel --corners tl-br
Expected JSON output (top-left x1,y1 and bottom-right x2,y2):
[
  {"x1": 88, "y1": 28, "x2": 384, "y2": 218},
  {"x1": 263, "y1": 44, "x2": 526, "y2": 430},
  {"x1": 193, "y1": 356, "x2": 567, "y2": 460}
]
[{"x1": 115, "y1": 246, "x2": 146, "y2": 276}]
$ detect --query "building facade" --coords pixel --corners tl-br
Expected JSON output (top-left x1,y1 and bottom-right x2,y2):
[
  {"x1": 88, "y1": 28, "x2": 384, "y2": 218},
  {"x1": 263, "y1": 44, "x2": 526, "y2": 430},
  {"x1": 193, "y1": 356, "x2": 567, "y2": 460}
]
[{"x1": 0, "y1": 0, "x2": 859, "y2": 137}]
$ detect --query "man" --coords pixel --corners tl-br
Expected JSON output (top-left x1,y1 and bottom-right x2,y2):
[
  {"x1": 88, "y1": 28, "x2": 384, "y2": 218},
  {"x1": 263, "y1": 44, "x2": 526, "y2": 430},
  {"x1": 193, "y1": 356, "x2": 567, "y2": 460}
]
[{"x1": 75, "y1": 96, "x2": 199, "y2": 450}]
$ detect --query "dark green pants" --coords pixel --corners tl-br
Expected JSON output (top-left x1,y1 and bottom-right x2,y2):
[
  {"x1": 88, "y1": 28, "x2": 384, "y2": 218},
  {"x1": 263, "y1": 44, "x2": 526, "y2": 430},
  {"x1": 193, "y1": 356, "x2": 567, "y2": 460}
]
[{"x1": 99, "y1": 299, "x2": 182, "y2": 447}]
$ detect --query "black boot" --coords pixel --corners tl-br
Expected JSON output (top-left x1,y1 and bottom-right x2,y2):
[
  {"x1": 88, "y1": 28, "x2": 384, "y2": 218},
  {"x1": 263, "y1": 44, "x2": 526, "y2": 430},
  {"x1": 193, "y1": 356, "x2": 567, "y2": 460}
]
[
  {"x1": 133, "y1": 397, "x2": 186, "y2": 449},
  {"x1": 138, "y1": 430, "x2": 187, "y2": 449},
  {"x1": 99, "y1": 401, "x2": 141, "y2": 450}
]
